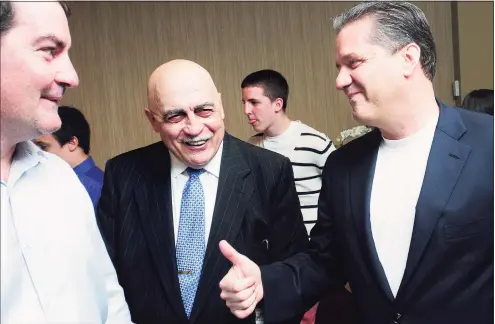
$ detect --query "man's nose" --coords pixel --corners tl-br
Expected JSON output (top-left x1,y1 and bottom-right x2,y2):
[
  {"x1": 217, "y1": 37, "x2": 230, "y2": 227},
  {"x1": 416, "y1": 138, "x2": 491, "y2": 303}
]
[
  {"x1": 56, "y1": 55, "x2": 79, "y2": 89},
  {"x1": 183, "y1": 114, "x2": 204, "y2": 136},
  {"x1": 243, "y1": 103, "x2": 252, "y2": 116},
  {"x1": 335, "y1": 68, "x2": 352, "y2": 91}
]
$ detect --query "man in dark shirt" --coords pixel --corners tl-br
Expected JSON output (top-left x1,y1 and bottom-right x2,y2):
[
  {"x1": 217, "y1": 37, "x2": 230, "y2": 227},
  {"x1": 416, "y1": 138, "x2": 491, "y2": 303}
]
[{"x1": 34, "y1": 106, "x2": 103, "y2": 207}]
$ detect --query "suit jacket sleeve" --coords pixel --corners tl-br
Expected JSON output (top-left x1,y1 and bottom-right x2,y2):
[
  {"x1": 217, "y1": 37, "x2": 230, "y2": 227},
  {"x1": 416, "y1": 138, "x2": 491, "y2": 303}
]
[
  {"x1": 96, "y1": 158, "x2": 119, "y2": 264},
  {"x1": 261, "y1": 152, "x2": 347, "y2": 323},
  {"x1": 267, "y1": 157, "x2": 309, "y2": 261},
  {"x1": 319, "y1": 137, "x2": 336, "y2": 174}
]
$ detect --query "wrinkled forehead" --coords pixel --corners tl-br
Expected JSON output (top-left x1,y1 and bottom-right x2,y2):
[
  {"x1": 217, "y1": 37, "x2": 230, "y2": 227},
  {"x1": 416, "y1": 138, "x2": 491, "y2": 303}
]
[{"x1": 153, "y1": 82, "x2": 218, "y2": 112}]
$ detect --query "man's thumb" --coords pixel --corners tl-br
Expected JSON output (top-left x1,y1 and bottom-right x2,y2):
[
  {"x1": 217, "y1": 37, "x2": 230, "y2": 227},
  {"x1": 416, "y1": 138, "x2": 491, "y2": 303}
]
[{"x1": 219, "y1": 240, "x2": 243, "y2": 266}]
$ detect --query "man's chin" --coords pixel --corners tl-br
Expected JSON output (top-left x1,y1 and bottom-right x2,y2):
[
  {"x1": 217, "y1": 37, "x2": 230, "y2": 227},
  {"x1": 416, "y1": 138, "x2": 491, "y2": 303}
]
[
  {"x1": 351, "y1": 110, "x2": 375, "y2": 127},
  {"x1": 183, "y1": 147, "x2": 220, "y2": 169},
  {"x1": 35, "y1": 113, "x2": 62, "y2": 135},
  {"x1": 184, "y1": 159, "x2": 209, "y2": 169},
  {"x1": 252, "y1": 124, "x2": 264, "y2": 133},
  {"x1": 36, "y1": 123, "x2": 61, "y2": 135},
  {"x1": 174, "y1": 147, "x2": 208, "y2": 168}
]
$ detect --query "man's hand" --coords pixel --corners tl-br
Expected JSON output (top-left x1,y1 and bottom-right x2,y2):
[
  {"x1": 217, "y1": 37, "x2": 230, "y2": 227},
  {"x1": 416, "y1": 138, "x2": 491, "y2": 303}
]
[{"x1": 219, "y1": 240, "x2": 264, "y2": 319}]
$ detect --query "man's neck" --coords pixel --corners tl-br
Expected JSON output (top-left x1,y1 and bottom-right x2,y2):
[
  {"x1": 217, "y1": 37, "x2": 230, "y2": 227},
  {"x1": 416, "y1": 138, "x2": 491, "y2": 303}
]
[
  {"x1": 379, "y1": 87, "x2": 439, "y2": 140},
  {"x1": 70, "y1": 153, "x2": 90, "y2": 169},
  {"x1": 264, "y1": 114, "x2": 292, "y2": 137},
  {"x1": 1, "y1": 135, "x2": 17, "y2": 183}
]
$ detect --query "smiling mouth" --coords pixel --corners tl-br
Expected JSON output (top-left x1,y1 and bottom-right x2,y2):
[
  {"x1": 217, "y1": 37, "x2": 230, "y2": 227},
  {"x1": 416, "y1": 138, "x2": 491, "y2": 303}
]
[
  {"x1": 347, "y1": 92, "x2": 360, "y2": 99},
  {"x1": 185, "y1": 139, "x2": 209, "y2": 147},
  {"x1": 42, "y1": 97, "x2": 61, "y2": 104}
]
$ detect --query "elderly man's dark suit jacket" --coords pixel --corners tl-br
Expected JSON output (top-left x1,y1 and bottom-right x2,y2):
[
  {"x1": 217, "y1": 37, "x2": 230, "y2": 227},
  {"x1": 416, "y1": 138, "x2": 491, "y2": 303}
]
[
  {"x1": 262, "y1": 101, "x2": 494, "y2": 324},
  {"x1": 96, "y1": 133, "x2": 308, "y2": 324}
]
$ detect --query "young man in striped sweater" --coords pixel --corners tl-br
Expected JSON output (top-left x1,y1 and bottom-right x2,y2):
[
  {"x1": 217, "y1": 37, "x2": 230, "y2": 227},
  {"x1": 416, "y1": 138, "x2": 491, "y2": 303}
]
[
  {"x1": 242, "y1": 69, "x2": 336, "y2": 235},
  {"x1": 242, "y1": 69, "x2": 336, "y2": 323}
]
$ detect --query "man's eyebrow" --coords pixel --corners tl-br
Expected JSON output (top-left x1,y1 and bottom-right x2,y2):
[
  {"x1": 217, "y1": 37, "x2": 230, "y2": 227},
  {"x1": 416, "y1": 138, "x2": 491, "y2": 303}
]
[
  {"x1": 335, "y1": 53, "x2": 357, "y2": 68},
  {"x1": 193, "y1": 102, "x2": 214, "y2": 109},
  {"x1": 33, "y1": 34, "x2": 66, "y2": 49},
  {"x1": 33, "y1": 140, "x2": 49, "y2": 147},
  {"x1": 163, "y1": 108, "x2": 185, "y2": 117},
  {"x1": 163, "y1": 102, "x2": 214, "y2": 117}
]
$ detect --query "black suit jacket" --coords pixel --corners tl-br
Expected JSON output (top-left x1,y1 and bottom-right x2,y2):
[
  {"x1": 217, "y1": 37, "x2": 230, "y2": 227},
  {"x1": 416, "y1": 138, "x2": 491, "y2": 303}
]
[
  {"x1": 96, "y1": 133, "x2": 308, "y2": 324},
  {"x1": 262, "y1": 102, "x2": 494, "y2": 324}
]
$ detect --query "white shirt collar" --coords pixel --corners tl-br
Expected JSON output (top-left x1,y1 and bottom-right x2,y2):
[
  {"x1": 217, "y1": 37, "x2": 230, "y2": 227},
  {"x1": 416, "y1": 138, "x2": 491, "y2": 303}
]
[
  {"x1": 170, "y1": 140, "x2": 223, "y2": 179},
  {"x1": 265, "y1": 120, "x2": 300, "y2": 141},
  {"x1": 8, "y1": 141, "x2": 48, "y2": 187}
]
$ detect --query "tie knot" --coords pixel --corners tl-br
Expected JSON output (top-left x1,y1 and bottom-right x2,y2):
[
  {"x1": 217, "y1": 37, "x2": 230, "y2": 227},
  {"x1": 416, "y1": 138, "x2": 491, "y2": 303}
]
[{"x1": 187, "y1": 167, "x2": 205, "y2": 179}]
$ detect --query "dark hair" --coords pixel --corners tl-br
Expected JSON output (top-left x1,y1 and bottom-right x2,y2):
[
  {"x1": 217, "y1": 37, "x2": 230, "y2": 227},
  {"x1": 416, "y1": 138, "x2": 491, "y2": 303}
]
[
  {"x1": 461, "y1": 89, "x2": 494, "y2": 116},
  {"x1": 333, "y1": 1, "x2": 436, "y2": 81},
  {"x1": 53, "y1": 106, "x2": 91, "y2": 154},
  {"x1": 1, "y1": 1, "x2": 71, "y2": 35},
  {"x1": 241, "y1": 69, "x2": 289, "y2": 111}
]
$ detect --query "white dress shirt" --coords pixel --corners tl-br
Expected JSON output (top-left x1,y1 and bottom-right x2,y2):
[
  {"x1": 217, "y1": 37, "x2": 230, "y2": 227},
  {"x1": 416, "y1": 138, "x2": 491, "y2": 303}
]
[
  {"x1": 0, "y1": 141, "x2": 132, "y2": 324},
  {"x1": 1, "y1": 181, "x2": 45, "y2": 322},
  {"x1": 370, "y1": 116, "x2": 437, "y2": 297},
  {"x1": 170, "y1": 142, "x2": 223, "y2": 245}
]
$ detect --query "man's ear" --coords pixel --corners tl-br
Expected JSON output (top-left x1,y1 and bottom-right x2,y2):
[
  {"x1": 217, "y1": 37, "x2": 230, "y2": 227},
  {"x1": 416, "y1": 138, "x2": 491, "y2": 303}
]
[
  {"x1": 401, "y1": 42, "x2": 421, "y2": 78},
  {"x1": 66, "y1": 136, "x2": 79, "y2": 152},
  {"x1": 217, "y1": 92, "x2": 225, "y2": 119},
  {"x1": 144, "y1": 107, "x2": 154, "y2": 123},
  {"x1": 273, "y1": 98, "x2": 284, "y2": 113},
  {"x1": 144, "y1": 107, "x2": 161, "y2": 133}
]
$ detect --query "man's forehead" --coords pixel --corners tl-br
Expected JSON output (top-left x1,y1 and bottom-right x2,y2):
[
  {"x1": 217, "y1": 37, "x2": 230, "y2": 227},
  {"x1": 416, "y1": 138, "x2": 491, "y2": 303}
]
[
  {"x1": 160, "y1": 89, "x2": 216, "y2": 110},
  {"x1": 13, "y1": 1, "x2": 62, "y2": 22},
  {"x1": 11, "y1": 2, "x2": 71, "y2": 45},
  {"x1": 242, "y1": 86, "x2": 266, "y2": 97},
  {"x1": 335, "y1": 27, "x2": 373, "y2": 58}
]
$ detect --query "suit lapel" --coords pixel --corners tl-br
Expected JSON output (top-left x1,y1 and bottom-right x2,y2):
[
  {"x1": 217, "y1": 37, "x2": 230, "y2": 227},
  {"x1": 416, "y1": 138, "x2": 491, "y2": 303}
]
[
  {"x1": 349, "y1": 129, "x2": 395, "y2": 301},
  {"x1": 134, "y1": 143, "x2": 187, "y2": 321},
  {"x1": 190, "y1": 134, "x2": 253, "y2": 323},
  {"x1": 397, "y1": 105, "x2": 471, "y2": 299}
]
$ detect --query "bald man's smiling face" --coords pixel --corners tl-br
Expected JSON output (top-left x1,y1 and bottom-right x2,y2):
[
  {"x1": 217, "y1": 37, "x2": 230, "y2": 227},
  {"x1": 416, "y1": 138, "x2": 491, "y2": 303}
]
[{"x1": 147, "y1": 83, "x2": 225, "y2": 169}]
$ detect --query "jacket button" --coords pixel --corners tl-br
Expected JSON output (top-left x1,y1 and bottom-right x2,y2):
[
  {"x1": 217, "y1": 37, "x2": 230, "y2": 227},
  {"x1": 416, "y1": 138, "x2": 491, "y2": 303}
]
[{"x1": 392, "y1": 312, "x2": 402, "y2": 323}]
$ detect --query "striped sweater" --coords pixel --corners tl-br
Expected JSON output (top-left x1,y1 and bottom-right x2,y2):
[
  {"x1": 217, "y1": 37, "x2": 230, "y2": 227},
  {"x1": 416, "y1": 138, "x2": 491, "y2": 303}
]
[{"x1": 248, "y1": 121, "x2": 336, "y2": 234}]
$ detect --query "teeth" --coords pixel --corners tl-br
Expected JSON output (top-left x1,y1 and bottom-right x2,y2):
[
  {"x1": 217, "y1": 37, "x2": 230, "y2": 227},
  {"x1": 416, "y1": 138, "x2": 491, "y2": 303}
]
[{"x1": 187, "y1": 140, "x2": 207, "y2": 146}]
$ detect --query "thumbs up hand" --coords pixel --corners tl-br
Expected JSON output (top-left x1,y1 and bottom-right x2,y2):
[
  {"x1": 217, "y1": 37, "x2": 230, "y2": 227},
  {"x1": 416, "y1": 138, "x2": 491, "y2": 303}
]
[{"x1": 219, "y1": 240, "x2": 264, "y2": 319}]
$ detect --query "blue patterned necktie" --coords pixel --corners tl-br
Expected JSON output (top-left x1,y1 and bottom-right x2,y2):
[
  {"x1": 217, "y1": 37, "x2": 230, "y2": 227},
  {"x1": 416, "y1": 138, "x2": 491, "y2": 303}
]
[{"x1": 176, "y1": 167, "x2": 206, "y2": 318}]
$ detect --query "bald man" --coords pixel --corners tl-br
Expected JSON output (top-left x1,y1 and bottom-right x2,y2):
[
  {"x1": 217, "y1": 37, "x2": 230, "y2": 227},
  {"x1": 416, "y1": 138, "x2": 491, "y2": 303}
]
[{"x1": 96, "y1": 59, "x2": 308, "y2": 324}]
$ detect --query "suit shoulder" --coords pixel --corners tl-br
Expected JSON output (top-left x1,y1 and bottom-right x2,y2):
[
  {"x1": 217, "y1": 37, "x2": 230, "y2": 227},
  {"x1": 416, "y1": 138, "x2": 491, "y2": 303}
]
[
  {"x1": 107, "y1": 141, "x2": 165, "y2": 166},
  {"x1": 456, "y1": 106, "x2": 493, "y2": 131},
  {"x1": 326, "y1": 130, "x2": 378, "y2": 167},
  {"x1": 247, "y1": 133, "x2": 264, "y2": 146},
  {"x1": 340, "y1": 129, "x2": 375, "y2": 151},
  {"x1": 455, "y1": 108, "x2": 494, "y2": 157}
]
